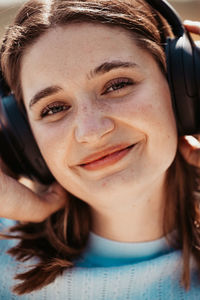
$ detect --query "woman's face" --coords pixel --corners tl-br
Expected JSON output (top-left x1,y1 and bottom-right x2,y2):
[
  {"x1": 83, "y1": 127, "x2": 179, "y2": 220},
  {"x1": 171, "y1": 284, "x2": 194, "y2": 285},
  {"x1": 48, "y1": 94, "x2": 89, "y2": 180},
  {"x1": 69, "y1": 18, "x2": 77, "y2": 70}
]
[{"x1": 21, "y1": 23, "x2": 177, "y2": 210}]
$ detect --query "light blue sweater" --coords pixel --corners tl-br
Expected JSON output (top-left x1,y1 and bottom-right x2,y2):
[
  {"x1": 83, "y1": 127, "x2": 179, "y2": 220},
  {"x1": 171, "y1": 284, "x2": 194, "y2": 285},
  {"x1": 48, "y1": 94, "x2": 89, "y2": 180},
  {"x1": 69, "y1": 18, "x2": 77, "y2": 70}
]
[{"x1": 0, "y1": 219, "x2": 200, "y2": 299}]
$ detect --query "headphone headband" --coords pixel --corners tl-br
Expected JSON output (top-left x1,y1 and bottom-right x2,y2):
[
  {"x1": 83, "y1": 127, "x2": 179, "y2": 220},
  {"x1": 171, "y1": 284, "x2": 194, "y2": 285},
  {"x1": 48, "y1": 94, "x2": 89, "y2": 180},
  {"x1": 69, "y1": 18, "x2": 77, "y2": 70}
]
[{"x1": 146, "y1": 0, "x2": 184, "y2": 36}]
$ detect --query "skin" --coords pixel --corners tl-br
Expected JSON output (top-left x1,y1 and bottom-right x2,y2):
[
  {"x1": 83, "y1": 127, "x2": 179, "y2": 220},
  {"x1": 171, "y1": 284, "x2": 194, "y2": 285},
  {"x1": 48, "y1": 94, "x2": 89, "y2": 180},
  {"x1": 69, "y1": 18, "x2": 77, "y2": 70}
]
[
  {"x1": 20, "y1": 23, "x2": 178, "y2": 242},
  {"x1": 0, "y1": 20, "x2": 198, "y2": 234}
]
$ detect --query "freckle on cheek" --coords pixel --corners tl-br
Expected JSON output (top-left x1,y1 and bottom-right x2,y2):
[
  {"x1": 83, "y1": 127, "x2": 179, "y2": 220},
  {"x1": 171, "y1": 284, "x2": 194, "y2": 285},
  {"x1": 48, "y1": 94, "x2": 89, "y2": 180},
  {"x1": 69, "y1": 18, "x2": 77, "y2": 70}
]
[{"x1": 82, "y1": 106, "x2": 88, "y2": 113}]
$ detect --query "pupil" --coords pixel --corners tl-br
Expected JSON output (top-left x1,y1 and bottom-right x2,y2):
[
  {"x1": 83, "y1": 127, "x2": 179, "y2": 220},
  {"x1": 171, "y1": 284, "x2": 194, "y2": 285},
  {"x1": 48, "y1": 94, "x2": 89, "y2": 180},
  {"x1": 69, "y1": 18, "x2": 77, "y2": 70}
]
[
  {"x1": 52, "y1": 106, "x2": 63, "y2": 113},
  {"x1": 114, "y1": 82, "x2": 126, "y2": 90}
]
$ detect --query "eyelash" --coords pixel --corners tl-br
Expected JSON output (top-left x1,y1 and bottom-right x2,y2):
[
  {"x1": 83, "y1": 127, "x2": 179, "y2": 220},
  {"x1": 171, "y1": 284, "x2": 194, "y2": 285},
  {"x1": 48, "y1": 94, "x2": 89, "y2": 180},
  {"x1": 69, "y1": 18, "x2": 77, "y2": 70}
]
[
  {"x1": 102, "y1": 77, "x2": 134, "y2": 95},
  {"x1": 40, "y1": 78, "x2": 133, "y2": 118},
  {"x1": 41, "y1": 102, "x2": 70, "y2": 118}
]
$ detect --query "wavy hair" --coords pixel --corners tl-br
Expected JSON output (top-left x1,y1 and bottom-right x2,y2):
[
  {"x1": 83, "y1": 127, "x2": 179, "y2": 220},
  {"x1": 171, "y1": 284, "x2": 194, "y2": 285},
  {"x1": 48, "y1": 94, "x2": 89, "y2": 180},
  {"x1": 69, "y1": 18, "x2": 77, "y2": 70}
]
[{"x1": 1, "y1": 0, "x2": 200, "y2": 294}]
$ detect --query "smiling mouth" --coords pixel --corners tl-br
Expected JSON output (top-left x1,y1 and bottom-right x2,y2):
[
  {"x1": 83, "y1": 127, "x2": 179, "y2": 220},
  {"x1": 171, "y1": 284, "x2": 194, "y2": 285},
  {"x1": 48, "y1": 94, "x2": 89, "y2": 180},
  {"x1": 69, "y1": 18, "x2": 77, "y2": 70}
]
[{"x1": 80, "y1": 144, "x2": 135, "y2": 171}]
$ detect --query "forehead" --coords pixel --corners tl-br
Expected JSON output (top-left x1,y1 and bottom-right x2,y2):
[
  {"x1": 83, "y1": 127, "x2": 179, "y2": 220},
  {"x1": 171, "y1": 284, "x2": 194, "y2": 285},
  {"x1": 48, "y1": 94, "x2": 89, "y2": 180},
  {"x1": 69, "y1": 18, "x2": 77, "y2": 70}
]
[
  {"x1": 21, "y1": 23, "x2": 144, "y2": 71},
  {"x1": 20, "y1": 23, "x2": 153, "y2": 101}
]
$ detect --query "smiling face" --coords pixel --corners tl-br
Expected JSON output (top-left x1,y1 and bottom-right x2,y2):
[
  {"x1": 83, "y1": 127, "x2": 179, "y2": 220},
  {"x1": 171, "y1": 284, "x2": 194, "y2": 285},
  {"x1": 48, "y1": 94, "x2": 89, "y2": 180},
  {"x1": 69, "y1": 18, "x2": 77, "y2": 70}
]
[{"x1": 20, "y1": 23, "x2": 177, "y2": 211}]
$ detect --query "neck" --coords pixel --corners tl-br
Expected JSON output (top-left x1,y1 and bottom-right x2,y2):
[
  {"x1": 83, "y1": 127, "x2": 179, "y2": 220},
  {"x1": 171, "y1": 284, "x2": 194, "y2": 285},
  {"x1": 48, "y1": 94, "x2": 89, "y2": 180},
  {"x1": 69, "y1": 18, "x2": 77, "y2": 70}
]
[{"x1": 90, "y1": 176, "x2": 167, "y2": 243}]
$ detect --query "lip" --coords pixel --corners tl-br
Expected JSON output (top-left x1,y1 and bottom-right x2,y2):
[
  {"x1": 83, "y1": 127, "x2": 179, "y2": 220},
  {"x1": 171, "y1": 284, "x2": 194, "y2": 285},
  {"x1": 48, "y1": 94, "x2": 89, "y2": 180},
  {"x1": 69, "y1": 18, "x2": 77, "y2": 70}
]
[
  {"x1": 79, "y1": 144, "x2": 133, "y2": 165},
  {"x1": 79, "y1": 144, "x2": 135, "y2": 171}
]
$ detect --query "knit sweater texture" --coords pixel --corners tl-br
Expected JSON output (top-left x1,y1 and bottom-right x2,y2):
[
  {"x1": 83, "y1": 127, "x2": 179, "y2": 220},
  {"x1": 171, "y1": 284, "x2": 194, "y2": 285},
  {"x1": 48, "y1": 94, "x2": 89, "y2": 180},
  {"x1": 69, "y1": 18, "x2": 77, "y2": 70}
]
[{"x1": 0, "y1": 218, "x2": 200, "y2": 299}]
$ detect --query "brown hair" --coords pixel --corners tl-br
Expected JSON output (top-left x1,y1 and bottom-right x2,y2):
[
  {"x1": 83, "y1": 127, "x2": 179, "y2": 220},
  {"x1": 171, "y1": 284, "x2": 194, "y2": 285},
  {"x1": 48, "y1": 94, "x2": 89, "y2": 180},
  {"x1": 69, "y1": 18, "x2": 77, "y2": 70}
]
[{"x1": 1, "y1": 0, "x2": 200, "y2": 295}]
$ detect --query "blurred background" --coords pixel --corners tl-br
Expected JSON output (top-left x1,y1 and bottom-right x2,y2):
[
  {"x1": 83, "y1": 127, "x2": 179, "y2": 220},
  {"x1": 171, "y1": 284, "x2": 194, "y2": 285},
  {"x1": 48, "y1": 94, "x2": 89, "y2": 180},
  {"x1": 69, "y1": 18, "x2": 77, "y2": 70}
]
[{"x1": 0, "y1": 0, "x2": 199, "y2": 40}]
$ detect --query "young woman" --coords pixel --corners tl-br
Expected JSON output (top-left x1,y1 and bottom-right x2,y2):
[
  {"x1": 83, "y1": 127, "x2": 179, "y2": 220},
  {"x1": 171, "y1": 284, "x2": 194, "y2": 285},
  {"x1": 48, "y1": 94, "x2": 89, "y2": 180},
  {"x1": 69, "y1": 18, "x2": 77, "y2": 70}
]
[{"x1": 0, "y1": 0, "x2": 200, "y2": 298}]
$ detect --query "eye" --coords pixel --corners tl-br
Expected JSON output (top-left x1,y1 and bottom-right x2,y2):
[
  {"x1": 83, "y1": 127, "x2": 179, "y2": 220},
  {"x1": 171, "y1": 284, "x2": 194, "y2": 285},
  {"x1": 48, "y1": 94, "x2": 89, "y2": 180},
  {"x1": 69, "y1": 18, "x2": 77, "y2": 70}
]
[
  {"x1": 40, "y1": 101, "x2": 70, "y2": 118},
  {"x1": 102, "y1": 78, "x2": 134, "y2": 95}
]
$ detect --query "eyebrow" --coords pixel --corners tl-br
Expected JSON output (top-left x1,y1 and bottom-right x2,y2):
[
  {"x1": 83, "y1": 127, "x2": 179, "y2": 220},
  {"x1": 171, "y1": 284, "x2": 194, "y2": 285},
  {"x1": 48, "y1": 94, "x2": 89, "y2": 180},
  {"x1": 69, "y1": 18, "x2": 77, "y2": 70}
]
[
  {"x1": 29, "y1": 60, "x2": 138, "y2": 108},
  {"x1": 29, "y1": 86, "x2": 62, "y2": 108},
  {"x1": 89, "y1": 60, "x2": 138, "y2": 79}
]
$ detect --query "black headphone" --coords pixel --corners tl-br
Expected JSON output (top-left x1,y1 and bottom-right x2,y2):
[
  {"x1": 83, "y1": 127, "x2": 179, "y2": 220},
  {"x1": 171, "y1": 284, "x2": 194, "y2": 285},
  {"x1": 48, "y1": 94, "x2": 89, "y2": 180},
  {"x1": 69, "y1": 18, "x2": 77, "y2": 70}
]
[
  {"x1": 0, "y1": 0, "x2": 200, "y2": 184},
  {"x1": 0, "y1": 78, "x2": 54, "y2": 184}
]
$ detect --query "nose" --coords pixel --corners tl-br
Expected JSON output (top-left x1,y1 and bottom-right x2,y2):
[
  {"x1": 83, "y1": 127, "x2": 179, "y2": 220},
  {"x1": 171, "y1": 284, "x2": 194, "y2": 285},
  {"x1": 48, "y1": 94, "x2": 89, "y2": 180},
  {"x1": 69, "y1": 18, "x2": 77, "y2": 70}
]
[{"x1": 74, "y1": 105, "x2": 115, "y2": 144}]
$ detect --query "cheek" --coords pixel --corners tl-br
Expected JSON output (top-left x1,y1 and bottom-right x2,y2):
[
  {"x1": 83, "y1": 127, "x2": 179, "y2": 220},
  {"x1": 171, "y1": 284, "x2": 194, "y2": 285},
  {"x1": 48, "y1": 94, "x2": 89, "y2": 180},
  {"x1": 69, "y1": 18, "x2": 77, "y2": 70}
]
[
  {"x1": 30, "y1": 121, "x2": 72, "y2": 172},
  {"x1": 108, "y1": 83, "x2": 178, "y2": 159},
  {"x1": 106, "y1": 85, "x2": 176, "y2": 133}
]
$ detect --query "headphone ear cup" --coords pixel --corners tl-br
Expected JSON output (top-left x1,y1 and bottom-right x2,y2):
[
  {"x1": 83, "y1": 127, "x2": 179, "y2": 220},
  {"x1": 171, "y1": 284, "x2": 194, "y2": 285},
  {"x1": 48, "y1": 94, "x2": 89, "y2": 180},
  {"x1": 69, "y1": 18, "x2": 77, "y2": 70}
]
[
  {"x1": 0, "y1": 94, "x2": 54, "y2": 184},
  {"x1": 194, "y1": 45, "x2": 200, "y2": 108},
  {"x1": 166, "y1": 33, "x2": 199, "y2": 135}
]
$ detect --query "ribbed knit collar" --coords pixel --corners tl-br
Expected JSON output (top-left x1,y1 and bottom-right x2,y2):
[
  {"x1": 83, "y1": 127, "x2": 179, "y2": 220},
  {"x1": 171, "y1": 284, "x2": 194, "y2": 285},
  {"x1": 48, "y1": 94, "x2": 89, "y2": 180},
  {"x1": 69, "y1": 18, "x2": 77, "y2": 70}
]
[{"x1": 76, "y1": 232, "x2": 174, "y2": 267}]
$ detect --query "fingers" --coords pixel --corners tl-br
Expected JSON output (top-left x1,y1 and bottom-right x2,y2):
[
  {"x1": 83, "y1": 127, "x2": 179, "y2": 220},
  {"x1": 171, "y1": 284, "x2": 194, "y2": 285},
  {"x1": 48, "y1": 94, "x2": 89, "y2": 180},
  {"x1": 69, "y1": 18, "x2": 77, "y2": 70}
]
[
  {"x1": 179, "y1": 136, "x2": 200, "y2": 167},
  {"x1": 0, "y1": 171, "x2": 67, "y2": 223},
  {"x1": 184, "y1": 20, "x2": 200, "y2": 47},
  {"x1": 183, "y1": 20, "x2": 200, "y2": 35}
]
